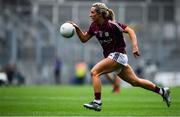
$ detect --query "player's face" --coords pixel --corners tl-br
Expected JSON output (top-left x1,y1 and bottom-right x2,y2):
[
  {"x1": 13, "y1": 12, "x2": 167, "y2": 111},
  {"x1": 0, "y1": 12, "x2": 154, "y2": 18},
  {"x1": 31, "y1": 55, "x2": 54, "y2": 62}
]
[{"x1": 89, "y1": 7, "x2": 101, "y2": 22}]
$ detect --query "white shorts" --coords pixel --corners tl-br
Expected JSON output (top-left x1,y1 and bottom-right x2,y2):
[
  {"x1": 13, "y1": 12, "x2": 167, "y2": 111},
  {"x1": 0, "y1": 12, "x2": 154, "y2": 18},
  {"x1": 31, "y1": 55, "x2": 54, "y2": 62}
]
[{"x1": 108, "y1": 52, "x2": 128, "y2": 74}]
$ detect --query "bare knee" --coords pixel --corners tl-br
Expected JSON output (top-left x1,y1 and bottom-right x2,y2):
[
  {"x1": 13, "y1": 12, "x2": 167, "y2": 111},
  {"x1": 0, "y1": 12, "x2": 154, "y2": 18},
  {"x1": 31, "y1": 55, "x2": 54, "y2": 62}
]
[{"x1": 90, "y1": 70, "x2": 100, "y2": 78}]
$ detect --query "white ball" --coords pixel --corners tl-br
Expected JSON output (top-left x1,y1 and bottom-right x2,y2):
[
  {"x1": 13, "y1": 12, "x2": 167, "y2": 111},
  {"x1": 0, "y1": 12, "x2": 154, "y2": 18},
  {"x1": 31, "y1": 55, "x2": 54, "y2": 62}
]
[{"x1": 60, "y1": 23, "x2": 75, "y2": 38}]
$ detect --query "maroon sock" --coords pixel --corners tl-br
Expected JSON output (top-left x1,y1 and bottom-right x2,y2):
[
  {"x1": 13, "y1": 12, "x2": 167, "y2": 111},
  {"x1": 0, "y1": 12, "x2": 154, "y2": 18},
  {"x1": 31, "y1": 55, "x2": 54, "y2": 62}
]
[
  {"x1": 155, "y1": 86, "x2": 160, "y2": 94},
  {"x1": 94, "y1": 92, "x2": 101, "y2": 100}
]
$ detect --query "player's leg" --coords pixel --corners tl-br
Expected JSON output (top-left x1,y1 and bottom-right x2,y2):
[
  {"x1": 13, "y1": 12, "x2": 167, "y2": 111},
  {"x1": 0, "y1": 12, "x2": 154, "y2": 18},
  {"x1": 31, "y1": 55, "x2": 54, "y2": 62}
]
[
  {"x1": 113, "y1": 75, "x2": 121, "y2": 93},
  {"x1": 90, "y1": 58, "x2": 122, "y2": 96},
  {"x1": 105, "y1": 73, "x2": 114, "y2": 84},
  {"x1": 83, "y1": 58, "x2": 122, "y2": 111},
  {"x1": 117, "y1": 64, "x2": 171, "y2": 107},
  {"x1": 105, "y1": 73, "x2": 120, "y2": 93}
]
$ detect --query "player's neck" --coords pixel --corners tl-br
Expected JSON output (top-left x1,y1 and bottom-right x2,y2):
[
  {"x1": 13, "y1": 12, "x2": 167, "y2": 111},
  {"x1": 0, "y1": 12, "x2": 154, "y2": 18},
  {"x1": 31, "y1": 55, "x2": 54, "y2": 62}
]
[{"x1": 97, "y1": 18, "x2": 105, "y2": 25}]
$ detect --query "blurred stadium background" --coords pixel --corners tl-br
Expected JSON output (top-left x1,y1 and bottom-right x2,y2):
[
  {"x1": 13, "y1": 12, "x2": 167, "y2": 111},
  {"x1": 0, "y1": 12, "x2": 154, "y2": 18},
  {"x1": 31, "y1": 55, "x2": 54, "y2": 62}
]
[{"x1": 0, "y1": 0, "x2": 180, "y2": 87}]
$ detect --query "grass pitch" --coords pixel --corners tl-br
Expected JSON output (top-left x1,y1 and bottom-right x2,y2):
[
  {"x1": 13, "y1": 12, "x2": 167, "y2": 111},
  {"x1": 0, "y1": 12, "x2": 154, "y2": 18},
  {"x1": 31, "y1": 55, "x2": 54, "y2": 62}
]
[{"x1": 0, "y1": 85, "x2": 179, "y2": 116}]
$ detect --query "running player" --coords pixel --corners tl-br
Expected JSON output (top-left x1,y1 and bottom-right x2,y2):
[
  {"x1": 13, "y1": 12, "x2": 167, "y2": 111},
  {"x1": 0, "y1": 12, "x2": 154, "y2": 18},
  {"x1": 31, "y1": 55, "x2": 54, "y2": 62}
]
[{"x1": 69, "y1": 2, "x2": 171, "y2": 111}]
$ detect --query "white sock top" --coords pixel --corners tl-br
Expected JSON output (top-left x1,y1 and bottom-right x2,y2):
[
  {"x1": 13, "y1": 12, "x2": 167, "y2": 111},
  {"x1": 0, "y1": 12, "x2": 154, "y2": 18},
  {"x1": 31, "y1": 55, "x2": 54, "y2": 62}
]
[
  {"x1": 93, "y1": 99, "x2": 101, "y2": 104},
  {"x1": 159, "y1": 88, "x2": 163, "y2": 95}
]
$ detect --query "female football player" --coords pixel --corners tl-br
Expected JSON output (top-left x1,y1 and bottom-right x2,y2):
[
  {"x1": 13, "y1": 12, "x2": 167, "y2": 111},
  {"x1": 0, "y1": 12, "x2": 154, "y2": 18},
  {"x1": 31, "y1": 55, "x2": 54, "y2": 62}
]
[{"x1": 69, "y1": 2, "x2": 171, "y2": 111}]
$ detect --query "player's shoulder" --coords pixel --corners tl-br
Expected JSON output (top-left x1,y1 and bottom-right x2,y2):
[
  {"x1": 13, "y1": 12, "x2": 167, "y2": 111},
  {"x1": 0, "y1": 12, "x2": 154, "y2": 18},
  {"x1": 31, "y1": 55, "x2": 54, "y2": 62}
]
[
  {"x1": 108, "y1": 20, "x2": 127, "y2": 31},
  {"x1": 108, "y1": 21, "x2": 122, "y2": 29},
  {"x1": 108, "y1": 20, "x2": 124, "y2": 26}
]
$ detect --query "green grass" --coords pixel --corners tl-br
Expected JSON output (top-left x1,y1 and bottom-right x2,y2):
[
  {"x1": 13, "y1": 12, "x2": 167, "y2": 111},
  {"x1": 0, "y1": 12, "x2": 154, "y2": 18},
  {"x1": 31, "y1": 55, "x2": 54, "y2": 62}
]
[{"x1": 0, "y1": 85, "x2": 179, "y2": 116}]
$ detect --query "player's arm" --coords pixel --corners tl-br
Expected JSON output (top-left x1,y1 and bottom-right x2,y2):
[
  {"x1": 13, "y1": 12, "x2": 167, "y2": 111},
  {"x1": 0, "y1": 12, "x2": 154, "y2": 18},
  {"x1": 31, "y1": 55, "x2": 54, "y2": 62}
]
[
  {"x1": 124, "y1": 26, "x2": 140, "y2": 58},
  {"x1": 75, "y1": 26, "x2": 92, "y2": 43},
  {"x1": 68, "y1": 21, "x2": 92, "y2": 43}
]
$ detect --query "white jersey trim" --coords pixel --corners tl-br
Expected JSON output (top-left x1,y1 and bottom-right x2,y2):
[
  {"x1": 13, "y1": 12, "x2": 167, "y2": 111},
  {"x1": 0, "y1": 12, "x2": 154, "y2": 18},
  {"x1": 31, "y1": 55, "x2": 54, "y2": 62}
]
[{"x1": 108, "y1": 20, "x2": 125, "y2": 32}]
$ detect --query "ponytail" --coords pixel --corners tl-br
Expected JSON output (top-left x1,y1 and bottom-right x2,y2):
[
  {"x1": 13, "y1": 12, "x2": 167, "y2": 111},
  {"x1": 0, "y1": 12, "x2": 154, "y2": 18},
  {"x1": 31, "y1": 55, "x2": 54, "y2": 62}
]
[{"x1": 107, "y1": 8, "x2": 115, "y2": 21}]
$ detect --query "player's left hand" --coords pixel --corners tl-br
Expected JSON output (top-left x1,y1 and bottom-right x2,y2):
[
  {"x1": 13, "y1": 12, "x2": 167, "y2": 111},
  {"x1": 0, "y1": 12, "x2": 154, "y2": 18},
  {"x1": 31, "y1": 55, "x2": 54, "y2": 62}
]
[
  {"x1": 133, "y1": 51, "x2": 140, "y2": 58},
  {"x1": 132, "y1": 46, "x2": 140, "y2": 58}
]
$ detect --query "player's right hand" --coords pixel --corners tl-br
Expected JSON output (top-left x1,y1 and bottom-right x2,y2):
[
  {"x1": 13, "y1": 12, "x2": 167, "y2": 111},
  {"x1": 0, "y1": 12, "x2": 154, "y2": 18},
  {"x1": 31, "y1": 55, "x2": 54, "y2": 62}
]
[{"x1": 67, "y1": 21, "x2": 78, "y2": 29}]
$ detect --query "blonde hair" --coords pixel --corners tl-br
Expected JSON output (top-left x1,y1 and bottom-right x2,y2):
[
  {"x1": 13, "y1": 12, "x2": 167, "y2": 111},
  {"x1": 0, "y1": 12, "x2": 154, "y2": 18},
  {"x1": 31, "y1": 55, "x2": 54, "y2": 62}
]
[{"x1": 92, "y1": 2, "x2": 115, "y2": 21}]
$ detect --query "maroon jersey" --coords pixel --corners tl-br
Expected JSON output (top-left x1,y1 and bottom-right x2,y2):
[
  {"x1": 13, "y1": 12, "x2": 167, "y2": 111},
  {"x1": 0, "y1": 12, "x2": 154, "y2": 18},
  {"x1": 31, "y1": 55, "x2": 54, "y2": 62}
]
[{"x1": 87, "y1": 20, "x2": 127, "y2": 58}]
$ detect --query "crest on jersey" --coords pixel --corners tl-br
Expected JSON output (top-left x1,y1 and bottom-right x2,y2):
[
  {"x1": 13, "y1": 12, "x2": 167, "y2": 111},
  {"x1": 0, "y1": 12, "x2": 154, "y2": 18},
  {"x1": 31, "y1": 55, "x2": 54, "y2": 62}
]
[
  {"x1": 98, "y1": 31, "x2": 102, "y2": 37},
  {"x1": 105, "y1": 32, "x2": 109, "y2": 37}
]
